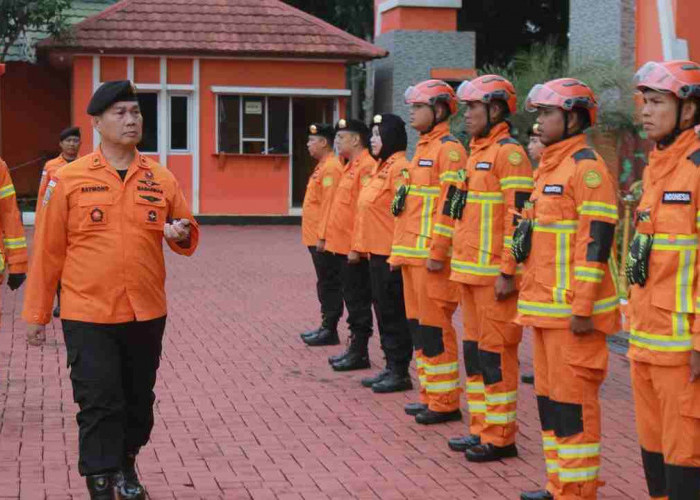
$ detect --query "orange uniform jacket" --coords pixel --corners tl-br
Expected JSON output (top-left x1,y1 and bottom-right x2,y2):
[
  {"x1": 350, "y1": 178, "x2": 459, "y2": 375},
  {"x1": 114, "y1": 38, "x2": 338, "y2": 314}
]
[
  {"x1": 38, "y1": 155, "x2": 69, "y2": 207},
  {"x1": 450, "y1": 122, "x2": 534, "y2": 285},
  {"x1": 517, "y1": 134, "x2": 620, "y2": 334},
  {"x1": 352, "y1": 152, "x2": 409, "y2": 256},
  {"x1": 319, "y1": 149, "x2": 376, "y2": 255},
  {"x1": 0, "y1": 159, "x2": 28, "y2": 276},
  {"x1": 301, "y1": 153, "x2": 343, "y2": 247},
  {"x1": 389, "y1": 121, "x2": 468, "y2": 265},
  {"x1": 22, "y1": 149, "x2": 199, "y2": 325},
  {"x1": 628, "y1": 129, "x2": 700, "y2": 365}
]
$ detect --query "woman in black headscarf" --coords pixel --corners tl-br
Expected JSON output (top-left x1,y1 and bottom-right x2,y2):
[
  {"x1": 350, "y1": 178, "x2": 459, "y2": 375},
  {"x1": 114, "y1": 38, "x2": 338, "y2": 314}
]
[{"x1": 348, "y1": 113, "x2": 413, "y2": 392}]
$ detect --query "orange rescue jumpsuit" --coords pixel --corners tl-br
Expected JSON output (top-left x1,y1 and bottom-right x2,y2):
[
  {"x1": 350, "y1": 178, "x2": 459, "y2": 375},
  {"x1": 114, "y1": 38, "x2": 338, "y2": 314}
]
[
  {"x1": 302, "y1": 153, "x2": 343, "y2": 247},
  {"x1": 0, "y1": 158, "x2": 28, "y2": 279},
  {"x1": 449, "y1": 122, "x2": 534, "y2": 445},
  {"x1": 628, "y1": 129, "x2": 700, "y2": 500},
  {"x1": 389, "y1": 121, "x2": 467, "y2": 412},
  {"x1": 22, "y1": 149, "x2": 199, "y2": 325},
  {"x1": 517, "y1": 134, "x2": 620, "y2": 500}
]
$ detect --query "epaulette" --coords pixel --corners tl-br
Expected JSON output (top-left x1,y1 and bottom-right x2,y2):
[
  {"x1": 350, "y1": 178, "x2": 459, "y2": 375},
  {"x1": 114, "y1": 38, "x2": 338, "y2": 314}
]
[
  {"x1": 441, "y1": 135, "x2": 458, "y2": 144},
  {"x1": 497, "y1": 137, "x2": 520, "y2": 146},
  {"x1": 687, "y1": 148, "x2": 700, "y2": 167},
  {"x1": 572, "y1": 148, "x2": 597, "y2": 162}
]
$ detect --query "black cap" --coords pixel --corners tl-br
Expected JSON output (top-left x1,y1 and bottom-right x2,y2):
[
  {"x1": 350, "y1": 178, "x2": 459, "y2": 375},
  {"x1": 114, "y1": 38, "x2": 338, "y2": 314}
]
[
  {"x1": 335, "y1": 118, "x2": 370, "y2": 147},
  {"x1": 371, "y1": 114, "x2": 407, "y2": 161},
  {"x1": 308, "y1": 123, "x2": 335, "y2": 144},
  {"x1": 87, "y1": 80, "x2": 138, "y2": 116},
  {"x1": 59, "y1": 126, "x2": 80, "y2": 141}
]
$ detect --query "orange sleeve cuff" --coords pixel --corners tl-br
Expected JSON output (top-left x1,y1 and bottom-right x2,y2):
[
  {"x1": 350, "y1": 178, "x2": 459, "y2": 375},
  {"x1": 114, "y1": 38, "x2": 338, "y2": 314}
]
[
  {"x1": 572, "y1": 299, "x2": 594, "y2": 317},
  {"x1": 693, "y1": 333, "x2": 700, "y2": 352}
]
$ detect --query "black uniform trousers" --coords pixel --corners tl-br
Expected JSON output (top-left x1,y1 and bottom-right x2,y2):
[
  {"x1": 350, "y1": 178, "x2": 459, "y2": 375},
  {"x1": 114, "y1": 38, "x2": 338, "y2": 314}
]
[
  {"x1": 308, "y1": 246, "x2": 344, "y2": 330},
  {"x1": 62, "y1": 316, "x2": 166, "y2": 476},
  {"x1": 369, "y1": 254, "x2": 412, "y2": 368},
  {"x1": 337, "y1": 254, "x2": 373, "y2": 337}
]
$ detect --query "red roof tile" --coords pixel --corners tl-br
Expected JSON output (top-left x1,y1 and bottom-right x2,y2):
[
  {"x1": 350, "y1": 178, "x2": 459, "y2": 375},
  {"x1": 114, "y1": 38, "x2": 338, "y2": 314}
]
[{"x1": 41, "y1": 0, "x2": 387, "y2": 61}]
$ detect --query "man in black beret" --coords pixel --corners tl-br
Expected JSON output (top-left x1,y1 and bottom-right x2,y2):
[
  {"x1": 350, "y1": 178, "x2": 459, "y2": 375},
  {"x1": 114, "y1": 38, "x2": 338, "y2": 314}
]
[{"x1": 24, "y1": 80, "x2": 198, "y2": 500}]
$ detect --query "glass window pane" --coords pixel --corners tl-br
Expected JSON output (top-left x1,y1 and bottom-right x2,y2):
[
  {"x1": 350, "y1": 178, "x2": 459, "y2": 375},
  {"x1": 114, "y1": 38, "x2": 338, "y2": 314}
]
[
  {"x1": 137, "y1": 93, "x2": 158, "y2": 153},
  {"x1": 242, "y1": 97, "x2": 265, "y2": 139},
  {"x1": 242, "y1": 142, "x2": 265, "y2": 154},
  {"x1": 170, "y1": 95, "x2": 188, "y2": 151},
  {"x1": 267, "y1": 97, "x2": 289, "y2": 154},
  {"x1": 218, "y1": 95, "x2": 240, "y2": 153}
]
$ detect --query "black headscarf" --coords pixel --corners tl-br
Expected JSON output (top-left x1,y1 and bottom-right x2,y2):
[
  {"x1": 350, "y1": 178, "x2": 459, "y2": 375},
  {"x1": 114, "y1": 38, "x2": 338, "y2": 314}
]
[{"x1": 371, "y1": 113, "x2": 407, "y2": 161}]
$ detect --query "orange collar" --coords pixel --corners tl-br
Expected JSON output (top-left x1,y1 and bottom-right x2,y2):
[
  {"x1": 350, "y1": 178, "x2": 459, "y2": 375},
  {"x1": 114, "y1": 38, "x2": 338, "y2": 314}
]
[
  {"x1": 90, "y1": 147, "x2": 150, "y2": 172},
  {"x1": 537, "y1": 134, "x2": 589, "y2": 177},
  {"x1": 418, "y1": 121, "x2": 450, "y2": 145},
  {"x1": 469, "y1": 122, "x2": 510, "y2": 153},
  {"x1": 647, "y1": 129, "x2": 698, "y2": 184}
]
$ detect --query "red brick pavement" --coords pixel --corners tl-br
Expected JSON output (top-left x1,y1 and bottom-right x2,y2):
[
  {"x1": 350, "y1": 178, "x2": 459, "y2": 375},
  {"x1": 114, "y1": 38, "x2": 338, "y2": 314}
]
[{"x1": 0, "y1": 226, "x2": 646, "y2": 499}]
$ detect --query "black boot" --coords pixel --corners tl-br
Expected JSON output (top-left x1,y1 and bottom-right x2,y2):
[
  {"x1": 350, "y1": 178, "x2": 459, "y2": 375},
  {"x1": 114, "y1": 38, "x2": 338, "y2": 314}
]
[
  {"x1": 361, "y1": 368, "x2": 390, "y2": 387},
  {"x1": 86, "y1": 473, "x2": 115, "y2": 500},
  {"x1": 448, "y1": 434, "x2": 480, "y2": 452},
  {"x1": 520, "y1": 490, "x2": 553, "y2": 500},
  {"x1": 521, "y1": 373, "x2": 534, "y2": 384},
  {"x1": 331, "y1": 334, "x2": 370, "y2": 371},
  {"x1": 415, "y1": 408, "x2": 462, "y2": 425},
  {"x1": 372, "y1": 364, "x2": 412, "y2": 393},
  {"x1": 466, "y1": 443, "x2": 518, "y2": 462},
  {"x1": 116, "y1": 453, "x2": 146, "y2": 500},
  {"x1": 303, "y1": 327, "x2": 340, "y2": 346},
  {"x1": 328, "y1": 344, "x2": 352, "y2": 365},
  {"x1": 404, "y1": 402, "x2": 428, "y2": 416},
  {"x1": 300, "y1": 327, "x2": 321, "y2": 339}
]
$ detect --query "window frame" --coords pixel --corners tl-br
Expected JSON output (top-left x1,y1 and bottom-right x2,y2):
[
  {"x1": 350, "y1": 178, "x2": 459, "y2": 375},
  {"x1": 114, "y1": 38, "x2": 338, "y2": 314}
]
[
  {"x1": 136, "y1": 90, "x2": 160, "y2": 154},
  {"x1": 167, "y1": 92, "x2": 192, "y2": 154}
]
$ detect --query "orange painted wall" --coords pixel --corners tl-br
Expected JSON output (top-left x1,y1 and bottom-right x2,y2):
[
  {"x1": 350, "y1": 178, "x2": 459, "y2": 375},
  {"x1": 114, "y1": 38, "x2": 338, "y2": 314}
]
[
  {"x1": 199, "y1": 59, "x2": 346, "y2": 215},
  {"x1": 167, "y1": 59, "x2": 192, "y2": 84},
  {"x1": 381, "y1": 7, "x2": 457, "y2": 33},
  {"x1": 636, "y1": 0, "x2": 663, "y2": 67},
  {"x1": 1, "y1": 62, "x2": 72, "y2": 197},
  {"x1": 676, "y1": 0, "x2": 700, "y2": 61},
  {"x1": 73, "y1": 57, "x2": 94, "y2": 158},
  {"x1": 100, "y1": 57, "x2": 127, "y2": 82},
  {"x1": 134, "y1": 57, "x2": 159, "y2": 83},
  {"x1": 167, "y1": 155, "x2": 192, "y2": 206}
]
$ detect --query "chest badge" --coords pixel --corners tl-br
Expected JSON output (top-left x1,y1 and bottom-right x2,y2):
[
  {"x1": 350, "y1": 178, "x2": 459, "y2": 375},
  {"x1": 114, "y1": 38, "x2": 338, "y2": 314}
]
[
  {"x1": 147, "y1": 210, "x2": 158, "y2": 222},
  {"x1": 145, "y1": 170, "x2": 154, "y2": 180},
  {"x1": 90, "y1": 208, "x2": 104, "y2": 223},
  {"x1": 543, "y1": 184, "x2": 564, "y2": 195},
  {"x1": 475, "y1": 162, "x2": 492, "y2": 171}
]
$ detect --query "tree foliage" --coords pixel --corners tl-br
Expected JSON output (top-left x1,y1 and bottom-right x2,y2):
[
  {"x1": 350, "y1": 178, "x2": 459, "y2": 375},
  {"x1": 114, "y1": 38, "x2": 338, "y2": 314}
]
[
  {"x1": 285, "y1": 0, "x2": 374, "y2": 41},
  {"x1": 0, "y1": 0, "x2": 73, "y2": 62}
]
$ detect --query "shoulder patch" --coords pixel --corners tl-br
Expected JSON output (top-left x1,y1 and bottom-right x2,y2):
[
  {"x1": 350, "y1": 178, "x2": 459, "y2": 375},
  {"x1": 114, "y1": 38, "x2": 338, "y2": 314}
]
[
  {"x1": 43, "y1": 179, "x2": 57, "y2": 206},
  {"x1": 572, "y1": 148, "x2": 597, "y2": 162},
  {"x1": 583, "y1": 169, "x2": 602, "y2": 189},
  {"x1": 497, "y1": 137, "x2": 520, "y2": 146},
  {"x1": 441, "y1": 135, "x2": 459, "y2": 144},
  {"x1": 687, "y1": 148, "x2": 700, "y2": 166},
  {"x1": 508, "y1": 151, "x2": 523, "y2": 166},
  {"x1": 322, "y1": 176, "x2": 333, "y2": 187},
  {"x1": 448, "y1": 150, "x2": 461, "y2": 162}
]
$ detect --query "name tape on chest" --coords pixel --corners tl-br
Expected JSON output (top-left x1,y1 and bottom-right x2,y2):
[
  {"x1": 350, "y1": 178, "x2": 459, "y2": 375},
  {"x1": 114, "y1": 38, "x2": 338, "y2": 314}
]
[
  {"x1": 543, "y1": 184, "x2": 564, "y2": 195},
  {"x1": 81, "y1": 185, "x2": 109, "y2": 193},
  {"x1": 662, "y1": 191, "x2": 691, "y2": 204},
  {"x1": 418, "y1": 159, "x2": 433, "y2": 168},
  {"x1": 475, "y1": 162, "x2": 492, "y2": 171}
]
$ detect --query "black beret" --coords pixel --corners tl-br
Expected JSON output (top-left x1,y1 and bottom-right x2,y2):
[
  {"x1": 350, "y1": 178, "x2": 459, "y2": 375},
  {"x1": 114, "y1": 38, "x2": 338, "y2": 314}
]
[
  {"x1": 335, "y1": 118, "x2": 369, "y2": 137},
  {"x1": 308, "y1": 123, "x2": 335, "y2": 144},
  {"x1": 87, "y1": 80, "x2": 138, "y2": 116},
  {"x1": 59, "y1": 126, "x2": 80, "y2": 141}
]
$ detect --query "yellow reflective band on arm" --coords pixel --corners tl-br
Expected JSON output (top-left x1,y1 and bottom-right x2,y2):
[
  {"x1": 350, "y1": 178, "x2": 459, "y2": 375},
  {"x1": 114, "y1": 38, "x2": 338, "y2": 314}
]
[
  {"x1": 439, "y1": 171, "x2": 462, "y2": 183},
  {"x1": 0, "y1": 183, "x2": 16, "y2": 199},
  {"x1": 652, "y1": 234, "x2": 698, "y2": 251},
  {"x1": 423, "y1": 361, "x2": 459, "y2": 375},
  {"x1": 451, "y1": 259, "x2": 501, "y2": 277},
  {"x1": 485, "y1": 411, "x2": 517, "y2": 424},
  {"x1": 466, "y1": 381, "x2": 485, "y2": 393},
  {"x1": 3, "y1": 237, "x2": 27, "y2": 249},
  {"x1": 533, "y1": 220, "x2": 578, "y2": 234},
  {"x1": 577, "y1": 201, "x2": 619, "y2": 220},
  {"x1": 558, "y1": 466, "x2": 600, "y2": 483},
  {"x1": 467, "y1": 191, "x2": 504, "y2": 204},
  {"x1": 574, "y1": 266, "x2": 604, "y2": 283},
  {"x1": 433, "y1": 223, "x2": 454, "y2": 238},
  {"x1": 629, "y1": 328, "x2": 692, "y2": 352},
  {"x1": 546, "y1": 460, "x2": 560, "y2": 474},
  {"x1": 467, "y1": 401, "x2": 487, "y2": 413},
  {"x1": 558, "y1": 443, "x2": 600, "y2": 459},
  {"x1": 391, "y1": 246, "x2": 430, "y2": 259},
  {"x1": 485, "y1": 391, "x2": 517, "y2": 404},
  {"x1": 592, "y1": 295, "x2": 619, "y2": 314},
  {"x1": 424, "y1": 379, "x2": 460, "y2": 393},
  {"x1": 500, "y1": 176, "x2": 534, "y2": 190}
]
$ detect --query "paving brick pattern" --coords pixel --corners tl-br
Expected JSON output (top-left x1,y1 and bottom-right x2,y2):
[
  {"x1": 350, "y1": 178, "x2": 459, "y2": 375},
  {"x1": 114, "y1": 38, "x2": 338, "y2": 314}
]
[{"x1": 0, "y1": 226, "x2": 645, "y2": 499}]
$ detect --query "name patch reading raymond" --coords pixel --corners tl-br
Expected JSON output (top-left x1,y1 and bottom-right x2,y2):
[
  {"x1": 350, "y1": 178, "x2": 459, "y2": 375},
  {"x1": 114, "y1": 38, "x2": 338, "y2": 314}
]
[
  {"x1": 418, "y1": 159, "x2": 433, "y2": 167},
  {"x1": 81, "y1": 185, "x2": 109, "y2": 193},
  {"x1": 662, "y1": 191, "x2": 691, "y2": 204},
  {"x1": 543, "y1": 184, "x2": 564, "y2": 195}
]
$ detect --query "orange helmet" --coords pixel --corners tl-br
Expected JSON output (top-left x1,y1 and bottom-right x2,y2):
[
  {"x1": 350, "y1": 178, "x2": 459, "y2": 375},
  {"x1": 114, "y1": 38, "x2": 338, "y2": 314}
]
[
  {"x1": 526, "y1": 78, "x2": 598, "y2": 125},
  {"x1": 456, "y1": 75, "x2": 517, "y2": 114},
  {"x1": 634, "y1": 60, "x2": 700, "y2": 99},
  {"x1": 404, "y1": 79, "x2": 458, "y2": 115}
]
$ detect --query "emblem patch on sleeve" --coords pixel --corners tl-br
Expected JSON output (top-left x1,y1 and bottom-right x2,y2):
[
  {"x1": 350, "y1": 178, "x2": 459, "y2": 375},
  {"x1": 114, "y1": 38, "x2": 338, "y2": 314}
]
[
  {"x1": 448, "y1": 150, "x2": 461, "y2": 162},
  {"x1": 322, "y1": 176, "x2": 333, "y2": 187},
  {"x1": 584, "y1": 170, "x2": 602, "y2": 189},
  {"x1": 43, "y1": 180, "x2": 57, "y2": 206},
  {"x1": 508, "y1": 151, "x2": 523, "y2": 166}
]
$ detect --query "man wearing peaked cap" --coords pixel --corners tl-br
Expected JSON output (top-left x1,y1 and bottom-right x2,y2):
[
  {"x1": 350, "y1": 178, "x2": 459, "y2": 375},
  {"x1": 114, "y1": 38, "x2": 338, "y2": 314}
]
[
  {"x1": 23, "y1": 80, "x2": 199, "y2": 500},
  {"x1": 300, "y1": 123, "x2": 345, "y2": 344}
]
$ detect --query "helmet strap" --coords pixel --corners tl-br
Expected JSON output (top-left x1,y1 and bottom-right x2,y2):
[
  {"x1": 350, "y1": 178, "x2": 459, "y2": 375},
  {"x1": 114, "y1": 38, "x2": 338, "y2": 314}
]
[{"x1": 658, "y1": 100, "x2": 685, "y2": 149}]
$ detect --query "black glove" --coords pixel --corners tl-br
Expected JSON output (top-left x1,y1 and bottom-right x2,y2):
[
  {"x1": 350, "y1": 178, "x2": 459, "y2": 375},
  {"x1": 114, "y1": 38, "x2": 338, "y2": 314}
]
[
  {"x1": 511, "y1": 219, "x2": 533, "y2": 264},
  {"x1": 450, "y1": 189, "x2": 467, "y2": 220},
  {"x1": 7, "y1": 273, "x2": 26, "y2": 291},
  {"x1": 626, "y1": 233, "x2": 653, "y2": 287},
  {"x1": 391, "y1": 184, "x2": 409, "y2": 216}
]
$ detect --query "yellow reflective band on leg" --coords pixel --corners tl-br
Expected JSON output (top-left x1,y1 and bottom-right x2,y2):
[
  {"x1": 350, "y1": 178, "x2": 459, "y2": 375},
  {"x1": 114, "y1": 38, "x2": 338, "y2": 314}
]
[
  {"x1": 3, "y1": 237, "x2": 27, "y2": 249},
  {"x1": 629, "y1": 328, "x2": 692, "y2": 352},
  {"x1": 466, "y1": 381, "x2": 485, "y2": 393},
  {"x1": 557, "y1": 443, "x2": 601, "y2": 459},
  {"x1": 424, "y1": 379, "x2": 460, "y2": 393},
  {"x1": 558, "y1": 466, "x2": 600, "y2": 483},
  {"x1": 546, "y1": 459, "x2": 560, "y2": 474},
  {"x1": 423, "y1": 362, "x2": 459, "y2": 375},
  {"x1": 485, "y1": 391, "x2": 517, "y2": 404},
  {"x1": 467, "y1": 401, "x2": 487, "y2": 413},
  {"x1": 542, "y1": 435, "x2": 557, "y2": 452},
  {"x1": 485, "y1": 411, "x2": 517, "y2": 424},
  {"x1": 0, "y1": 183, "x2": 16, "y2": 199}
]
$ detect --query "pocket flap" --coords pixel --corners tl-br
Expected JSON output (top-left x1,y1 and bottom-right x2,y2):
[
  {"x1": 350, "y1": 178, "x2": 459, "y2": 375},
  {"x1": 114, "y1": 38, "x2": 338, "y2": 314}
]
[
  {"x1": 78, "y1": 192, "x2": 114, "y2": 207},
  {"x1": 680, "y1": 382, "x2": 700, "y2": 419}
]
